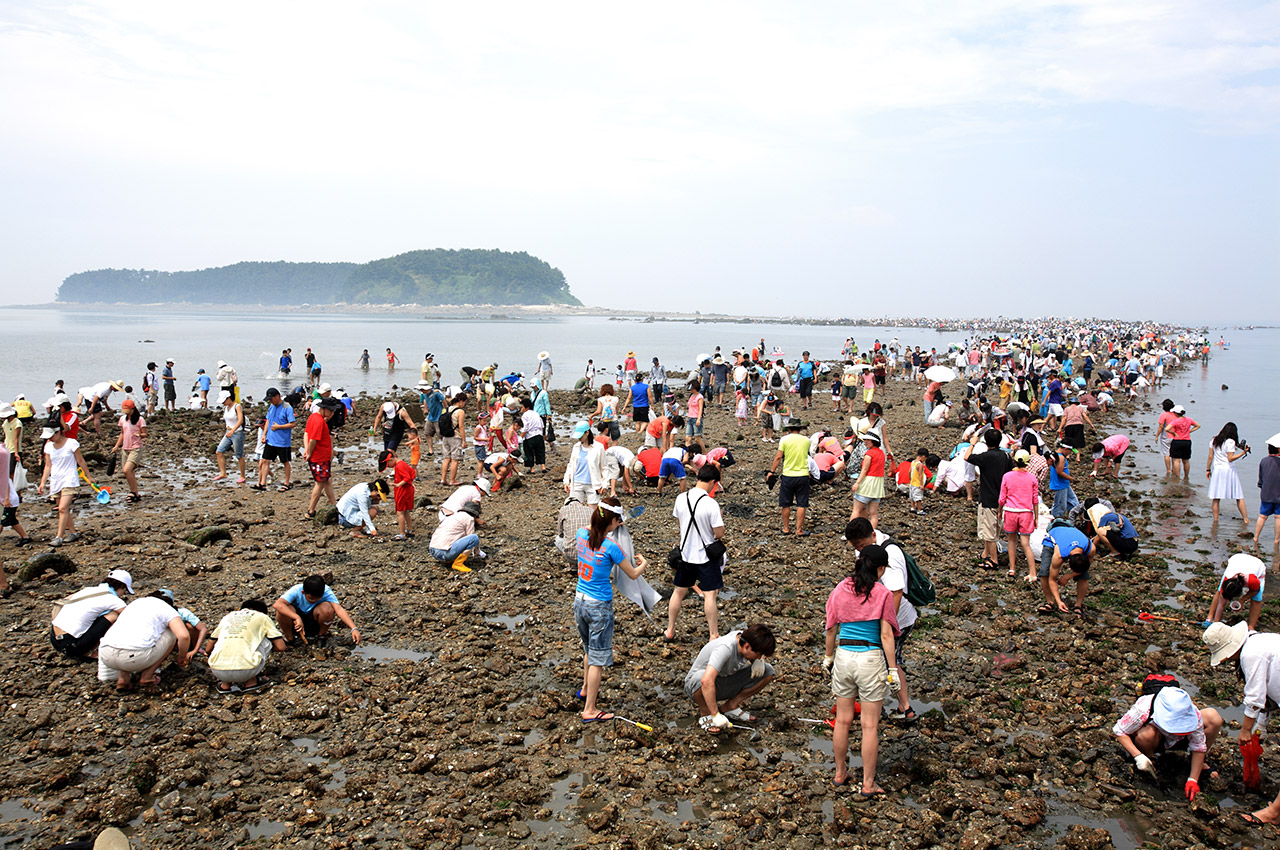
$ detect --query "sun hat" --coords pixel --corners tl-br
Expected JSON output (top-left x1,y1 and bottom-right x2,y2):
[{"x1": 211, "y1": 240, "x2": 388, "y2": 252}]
[
  {"x1": 784, "y1": 418, "x2": 805, "y2": 431},
  {"x1": 858, "y1": 430, "x2": 881, "y2": 444},
  {"x1": 1172, "y1": 404, "x2": 1186, "y2": 414},
  {"x1": 1029, "y1": 417, "x2": 1046, "y2": 425},
  {"x1": 416, "y1": 380, "x2": 432, "y2": 389},
  {"x1": 474, "y1": 477, "x2": 492, "y2": 495},
  {"x1": 1151, "y1": 688, "x2": 1200, "y2": 733},
  {"x1": 1266, "y1": 432, "x2": 1280, "y2": 449},
  {"x1": 39, "y1": 426, "x2": 58, "y2": 439},
  {"x1": 107, "y1": 569, "x2": 134, "y2": 594},
  {"x1": 458, "y1": 500, "x2": 482, "y2": 518},
  {"x1": 218, "y1": 390, "x2": 232, "y2": 403},
  {"x1": 52, "y1": 393, "x2": 71, "y2": 407},
  {"x1": 110, "y1": 380, "x2": 125, "y2": 391},
  {"x1": 538, "y1": 351, "x2": 550, "y2": 361},
  {"x1": 1204, "y1": 621, "x2": 1250, "y2": 666},
  {"x1": 0, "y1": 403, "x2": 14, "y2": 417},
  {"x1": 216, "y1": 360, "x2": 226, "y2": 368},
  {"x1": 572, "y1": 421, "x2": 590, "y2": 438},
  {"x1": 627, "y1": 350, "x2": 635, "y2": 356}
]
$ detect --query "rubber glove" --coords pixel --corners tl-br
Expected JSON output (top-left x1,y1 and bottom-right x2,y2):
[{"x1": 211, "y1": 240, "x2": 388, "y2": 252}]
[
  {"x1": 711, "y1": 712, "x2": 731, "y2": 729},
  {"x1": 823, "y1": 655, "x2": 834, "y2": 672},
  {"x1": 751, "y1": 658, "x2": 767, "y2": 679},
  {"x1": 1134, "y1": 754, "x2": 1156, "y2": 778},
  {"x1": 1184, "y1": 778, "x2": 1200, "y2": 802},
  {"x1": 886, "y1": 669, "x2": 901, "y2": 693}
]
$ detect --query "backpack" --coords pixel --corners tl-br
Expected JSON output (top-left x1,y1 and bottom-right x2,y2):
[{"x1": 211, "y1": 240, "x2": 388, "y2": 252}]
[
  {"x1": 1139, "y1": 673, "x2": 1178, "y2": 698},
  {"x1": 771, "y1": 369, "x2": 783, "y2": 388},
  {"x1": 438, "y1": 406, "x2": 456, "y2": 438},
  {"x1": 318, "y1": 398, "x2": 346, "y2": 429},
  {"x1": 883, "y1": 537, "x2": 935, "y2": 607}
]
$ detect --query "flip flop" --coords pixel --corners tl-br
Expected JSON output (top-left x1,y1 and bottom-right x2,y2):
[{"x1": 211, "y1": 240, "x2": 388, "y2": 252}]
[
  {"x1": 1240, "y1": 812, "x2": 1272, "y2": 825},
  {"x1": 582, "y1": 712, "x2": 614, "y2": 723},
  {"x1": 657, "y1": 633, "x2": 677, "y2": 644},
  {"x1": 240, "y1": 678, "x2": 273, "y2": 693},
  {"x1": 833, "y1": 776, "x2": 850, "y2": 787}
]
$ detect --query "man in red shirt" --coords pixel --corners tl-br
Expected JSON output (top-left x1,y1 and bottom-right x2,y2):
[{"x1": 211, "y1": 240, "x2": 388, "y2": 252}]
[{"x1": 304, "y1": 404, "x2": 338, "y2": 518}]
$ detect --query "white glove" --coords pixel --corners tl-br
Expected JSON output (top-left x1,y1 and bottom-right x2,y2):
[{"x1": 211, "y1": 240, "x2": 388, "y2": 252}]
[
  {"x1": 823, "y1": 655, "x2": 834, "y2": 672},
  {"x1": 1134, "y1": 754, "x2": 1156, "y2": 778},
  {"x1": 750, "y1": 658, "x2": 767, "y2": 679},
  {"x1": 711, "y1": 712, "x2": 731, "y2": 729},
  {"x1": 886, "y1": 669, "x2": 901, "y2": 693}
]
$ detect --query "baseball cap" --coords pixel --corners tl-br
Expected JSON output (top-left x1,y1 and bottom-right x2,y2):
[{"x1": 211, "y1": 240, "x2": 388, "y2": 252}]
[
  {"x1": 218, "y1": 390, "x2": 232, "y2": 403},
  {"x1": 156, "y1": 588, "x2": 175, "y2": 604},
  {"x1": 121, "y1": 399, "x2": 136, "y2": 410},
  {"x1": 265, "y1": 387, "x2": 281, "y2": 399},
  {"x1": 474, "y1": 477, "x2": 492, "y2": 495},
  {"x1": 318, "y1": 383, "x2": 331, "y2": 394},
  {"x1": 572, "y1": 421, "x2": 590, "y2": 438},
  {"x1": 107, "y1": 569, "x2": 134, "y2": 593},
  {"x1": 1172, "y1": 404, "x2": 1186, "y2": 414}
]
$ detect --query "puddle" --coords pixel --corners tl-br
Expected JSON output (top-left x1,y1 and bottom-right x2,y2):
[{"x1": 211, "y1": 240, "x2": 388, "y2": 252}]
[
  {"x1": 0, "y1": 799, "x2": 37, "y2": 822},
  {"x1": 292, "y1": 736, "x2": 347, "y2": 793},
  {"x1": 350, "y1": 644, "x2": 432, "y2": 663},
  {"x1": 248, "y1": 819, "x2": 289, "y2": 839},
  {"x1": 484, "y1": 614, "x2": 529, "y2": 632},
  {"x1": 718, "y1": 587, "x2": 739, "y2": 601},
  {"x1": 1043, "y1": 812, "x2": 1151, "y2": 850},
  {"x1": 523, "y1": 729, "x2": 545, "y2": 748},
  {"x1": 647, "y1": 797, "x2": 709, "y2": 826}
]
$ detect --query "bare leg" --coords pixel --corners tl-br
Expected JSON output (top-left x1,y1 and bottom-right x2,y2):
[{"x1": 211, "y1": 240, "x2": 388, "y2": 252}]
[
  {"x1": 794, "y1": 506, "x2": 806, "y2": 535},
  {"x1": 859, "y1": 699, "x2": 884, "y2": 793},
  {"x1": 664, "y1": 586, "x2": 689, "y2": 640},
  {"x1": 702, "y1": 589, "x2": 719, "y2": 640},
  {"x1": 581, "y1": 658, "x2": 608, "y2": 719}
]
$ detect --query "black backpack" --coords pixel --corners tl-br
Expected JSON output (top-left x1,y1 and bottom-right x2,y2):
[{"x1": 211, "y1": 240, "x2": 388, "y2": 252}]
[
  {"x1": 771, "y1": 369, "x2": 783, "y2": 388},
  {"x1": 438, "y1": 406, "x2": 456, "y2": 438},
  {"x1": 319, "y1": 398, "x2": 346, "y2": 429},
  {"x1": 883, "y1": 537, "x2": 936, "y2": 607},
  {"x1": 1140, "y1": 673, "x2": 1178, "y2": 698}
]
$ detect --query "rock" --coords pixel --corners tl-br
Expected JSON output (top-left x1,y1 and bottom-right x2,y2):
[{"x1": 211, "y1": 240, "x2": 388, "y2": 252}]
[
  {"x1": 185, "y1": 526, "x2": 232, "y2": 547},
  {"x1": 583, "y1": 803, "x2": 617, "y2": 832},
  {"x1": 315, "y1": 506, "x2": 339, "y2": 526},
  {"x1": 20, "y1": 551, "x2": 78, "y2": 581},
  {"x1": 1056, "y1": 825, "x2": 1116, "y2": 850}
]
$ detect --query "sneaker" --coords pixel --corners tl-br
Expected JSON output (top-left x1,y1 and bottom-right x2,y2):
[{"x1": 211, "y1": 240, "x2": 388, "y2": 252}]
[
  {"x1": 64, "y1": 532, "x2": 82, "y2": 543},
  {"x1": 475, "y1": 549, "x2": 488, "y2": 560},
  {"x1": 50, "y1": 537, "x2": 63, "y2": 547},
  {"x1": 16, "y1": 537, "x2": 33, "y2": 547}
]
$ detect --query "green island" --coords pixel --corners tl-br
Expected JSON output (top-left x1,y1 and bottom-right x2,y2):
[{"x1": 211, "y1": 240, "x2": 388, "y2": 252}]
[{"x1": 56, "y1": 249, "x2": 581, "y2": 306}]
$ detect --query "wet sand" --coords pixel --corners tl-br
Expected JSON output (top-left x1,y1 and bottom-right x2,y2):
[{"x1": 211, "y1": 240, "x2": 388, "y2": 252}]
[{"x1": 0, "y1": 368, "x2": 1274, "y2": 849}]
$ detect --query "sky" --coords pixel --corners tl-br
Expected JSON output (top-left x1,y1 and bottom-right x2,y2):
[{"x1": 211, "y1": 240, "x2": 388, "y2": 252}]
[{"x1": 1, "y1": 1, "x2": 1277, "y2": 323}]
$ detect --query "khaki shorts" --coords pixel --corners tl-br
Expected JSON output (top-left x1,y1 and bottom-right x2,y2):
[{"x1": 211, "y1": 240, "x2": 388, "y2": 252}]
[
  {"x1": 123, "y1": 448, "x2": 142, "y2": 468},
  {"x1": 56, "y1": 485, "x2": 81, "y2": 498},
  {"x1": 977, "y1": 506, "x2": 1000, "y2": 541},
  {"x1": 98, "y1": 631, "x2": 176, "y2": 682},
  {"x1": 831, "y1": 648, "x2": 889, "y2": 702},
  {"x1": 421, "y1": 420, "x2": 439, "y2": 438},
  {"x1": 442, "y1": 436, "x2": 465, "y2": 462}
]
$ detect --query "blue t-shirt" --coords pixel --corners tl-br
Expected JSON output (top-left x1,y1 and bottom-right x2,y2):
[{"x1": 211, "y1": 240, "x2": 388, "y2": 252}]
[
  {"x1": 424, "y1": 391, "x2": 444, "y2": 422},
  {"x1": 1047, "y1": 380, "x2": 1063, "y2": 405},
  {"x1": 1046, "y1": 526, "x2": 1092, "y2": 559},
  {"x1": 837, "y1": 619, "x2": 881, "y2": 649},
  {"x1": 281, "y1": 583, "x2": 339, "y2": 614},
  {"x1": 163, "y1": 366, "x2": 174, "y2": 382},
  {"x1": 311, "y1": 361, "x2": 322, "y2": 373},
  {"x1": 280, "y1": 355, "x2": 291, "y2": 371},
  {"x1": 1099, "y1": 512, "x2": 1136, "y2": 539},
  {"x1": 572, "y1": 450, "x2": 591, "y2": 484},
  {"x1": 1048, "y1": 452, "x2": 1069, "y2": 490},
  {"x1": 630, "y1": 382, "x2": 650, "y2": 409},
  {"x1": 197, "y1": 375, "x2": 212, "y2": 392},
  {"x1": 265, "y1": 401, "x2": 296, "y2": 448},
  {"x1": 796, "y1": 361, "x2": 816, "y2": 380},
  {"x1": 575, "y1": 528, "x2": 624, "y2": 602}
]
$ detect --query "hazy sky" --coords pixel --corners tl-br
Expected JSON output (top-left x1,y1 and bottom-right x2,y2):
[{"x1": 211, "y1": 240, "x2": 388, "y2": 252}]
[{"x1": 2, "y1": 1, "x2": 1276, "y2": 322}]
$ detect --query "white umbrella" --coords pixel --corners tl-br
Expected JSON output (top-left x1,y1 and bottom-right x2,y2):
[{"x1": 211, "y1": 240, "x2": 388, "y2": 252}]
[
  {"x1": 695, "y1": 353, "x2": 711, "y2": 366},
  {"x1": 924, "y1": 365, "x2": 957, "y2": 382}
]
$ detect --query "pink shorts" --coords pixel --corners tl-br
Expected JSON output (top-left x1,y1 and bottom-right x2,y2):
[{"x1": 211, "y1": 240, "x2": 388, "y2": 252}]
[{"x1": 1003, "y1": 511, "x2": 1034, "y2": 535}]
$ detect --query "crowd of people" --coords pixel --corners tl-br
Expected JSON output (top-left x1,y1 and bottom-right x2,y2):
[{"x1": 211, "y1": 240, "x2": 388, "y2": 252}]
[{"x1": 9, "y1": 324, "x2": 1280, "y2": 825}]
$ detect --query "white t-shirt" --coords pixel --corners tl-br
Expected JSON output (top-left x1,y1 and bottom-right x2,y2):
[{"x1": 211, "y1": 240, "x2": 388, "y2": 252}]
[
  {"x1": 866, "y1": 531, "x2": 918, "y2": 629},
  {"x1": 597, "y1": 395, "x2": 618, "y2": 422},
  {"x1": 673, "y1": 489, "x2": 724, "y2": 564},
  {"x1": 605, "y1": 445, "x2": 635, "y2": 468},
  {"x1": 44, "y1": 438, "x2": 81, "y2": 492},
  {"x1": 927, "y1": 405, "x2": 949, "y2": 425},
  {"x1": 101, "y1": 597, "x2": 180, "y2": 651},
  {"x1": 1222, "y1": 553, "x2": 1266, "y2": 595},
  {"x1": 1211, "y1": 439, "x2": 1238, "y2": 470},
  {"x1": 52, "y1": 583, "x2": 127, "y2": 637},
  {"x1": 438, "y1": 485, "x2": 485, "y2": 520}
]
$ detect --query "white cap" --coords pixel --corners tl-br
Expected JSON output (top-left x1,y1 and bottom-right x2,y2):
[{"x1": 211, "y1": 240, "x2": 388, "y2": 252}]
[
  {"x1": 218, "y1": 390, "x2": 232, "y2": 403},
  {"x1": 216, "y1": 360, "x2": 227, "y2": 368},
  {"x1": 318, "y1": 383, "x2": 331, "y2": 394},
  {"x1": 107, "y1": 569, "x2": 134, "y2": 594},
  {"x1": 381, "y1": 401, "x2": 397, "y2": 416},
  {"x1": 1172, "y1": 404, "x2": 1186, "y2": 414},
  {"x1": 474, "y1": 477, "x2": 492, "y2": 495},
  {"x1": 1267, "y1": 432, "x2": 1280, "y2": 449},
  {"x1": 165, "y1": 357, "x2": 174, "y2": 363}
]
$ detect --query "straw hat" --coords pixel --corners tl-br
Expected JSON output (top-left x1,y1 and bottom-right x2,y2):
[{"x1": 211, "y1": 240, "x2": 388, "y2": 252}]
[
  {"x1": 109, "y1": 380, "x2": 125, "y2": 392},
  {"x1": 1203, "y1": 621, "x2": 1249, "y2": 667},
  {"x1": 538, "y1": 351, "x2": 550, "y2": 361}
]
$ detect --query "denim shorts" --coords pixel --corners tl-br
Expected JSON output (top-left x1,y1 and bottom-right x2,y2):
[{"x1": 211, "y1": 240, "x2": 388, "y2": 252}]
[
  {"x1": 574, "y1": 594, "x2": 614, "y2": 667},
  {"x1": 217, "y1": 430, "x2": 245, "y2": 459}
]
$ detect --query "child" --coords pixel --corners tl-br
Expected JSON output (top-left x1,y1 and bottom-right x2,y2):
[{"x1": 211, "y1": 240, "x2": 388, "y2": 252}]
[
  {"x1": 862, "y1": 366, "x2": 876, "y2": 405},
  {"x1": 380, "y1": 450, "x2": 416, "y2": 541},
  {"x1": 831, "y1": 375, "x2": 842, "y2": 412},
  {"x1": 909, "y1": 448, "x2": 930, "y2": 515},
  {"x1": 473, "y1": 412, "x2": 491, "y2": 477},
  {"x1": 615, "y1": 366, "x2": 624, "y2": 389},
  {"x1": 685, "y1": 384, "x2": 704, "y2": 446},
  {"x1": 407, "y1": 428, "x2": 421, "y2": 469},
  {"x1": 735, "y1": 389, "x2": 749, "y2": 427},
  {"x1": 663, "y1": 392, "x2": 681, "y2": 420}
]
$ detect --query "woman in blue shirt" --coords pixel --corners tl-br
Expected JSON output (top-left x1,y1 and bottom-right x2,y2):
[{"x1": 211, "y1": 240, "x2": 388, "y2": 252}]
[{"x1": 574, "y1": 497, "x2": 646, "y2": 722}]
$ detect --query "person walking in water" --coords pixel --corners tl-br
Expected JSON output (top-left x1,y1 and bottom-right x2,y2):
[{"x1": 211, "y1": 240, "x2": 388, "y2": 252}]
[
  {"x1": 357, "y1": 349, "x2": 370, "y2": 370},
  {"x1": 386, "y1": 348, "x2": 399, "y2": 370}
]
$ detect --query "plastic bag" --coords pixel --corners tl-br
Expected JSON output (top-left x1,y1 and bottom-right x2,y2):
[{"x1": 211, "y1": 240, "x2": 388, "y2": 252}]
[
  {"x1": 12, "y1": 460, "x2": 27, "y2": 492},
  {"x1": 1242, "y1": 735, "x2": 1263, "y2": 791}
]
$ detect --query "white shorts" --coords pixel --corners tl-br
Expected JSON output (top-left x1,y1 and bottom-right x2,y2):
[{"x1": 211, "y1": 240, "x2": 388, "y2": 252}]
[
  {"x1": 98, "y1": 632, "x2": 176, "y2": 682},
  {"x1": 1046, "y1": 404, "x2": 1064, "y2": 417}
]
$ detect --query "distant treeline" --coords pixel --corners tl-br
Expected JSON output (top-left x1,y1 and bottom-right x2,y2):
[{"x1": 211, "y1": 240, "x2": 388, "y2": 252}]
[{"x1": 57, "y1": 249, "x2": 581, "y2": 307}]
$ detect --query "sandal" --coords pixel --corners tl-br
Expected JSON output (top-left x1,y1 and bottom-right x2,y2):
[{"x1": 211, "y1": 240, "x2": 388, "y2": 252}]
[
  {"x1": 277, "y1": 484, "x2": 292, "y2": 492},
  {"x1": 887, "y1": 707, "x2": 918, "y2": 723},
  {"x1": 391, "y1": 534, "x2": 406, "y2": 541},
  {"x1": 977, "y1": 558, "x2": 999, "y2": 571},
  {"x1": 248, "y1": 484, "x2": 266, "y2": 492},
  {"x1": 304, "y1": 511, "x2": 317, "y2": 520},
  {"x1": 1036, "y1": 603, "x2": 1057, "y2": 614},
  {"x1": 724, "y1": 707, "x2": 756, "y2": 723},
  {"x1": 1072, "y1": 605, "x2": 1086, "y2": 617}
]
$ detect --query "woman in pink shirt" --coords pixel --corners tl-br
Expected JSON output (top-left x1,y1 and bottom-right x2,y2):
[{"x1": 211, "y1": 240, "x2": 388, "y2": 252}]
[
  {"x1": 1165, "y1": 405, "x2": 1199, "y2": 480},
  {"x1": 1091, "y1": 433, "x2": 1132, "y2": 478},
  {"x1": 110, "y1": 399, "x2": 147, "y2": 502},
  {"x1": 998, "y1": 449, "x2": 1041, "y2": 579}
]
